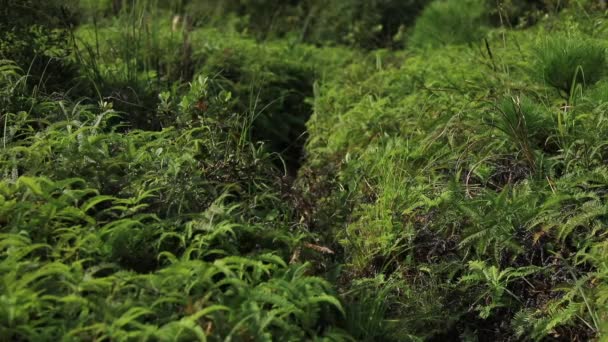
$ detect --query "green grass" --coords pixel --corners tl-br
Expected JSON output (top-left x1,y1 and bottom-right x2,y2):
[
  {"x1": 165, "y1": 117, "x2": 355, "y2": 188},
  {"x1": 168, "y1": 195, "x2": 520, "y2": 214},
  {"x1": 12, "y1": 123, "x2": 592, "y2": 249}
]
[{"x1": 3, "y1": 1, "x2": 608, "y2": 341}]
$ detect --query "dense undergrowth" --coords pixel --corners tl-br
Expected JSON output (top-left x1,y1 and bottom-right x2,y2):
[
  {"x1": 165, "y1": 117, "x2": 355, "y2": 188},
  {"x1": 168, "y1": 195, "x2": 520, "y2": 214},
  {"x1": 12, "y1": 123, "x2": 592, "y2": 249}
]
[{"x1": 3, "y1": 0, "x2": 608, "y2": 340}]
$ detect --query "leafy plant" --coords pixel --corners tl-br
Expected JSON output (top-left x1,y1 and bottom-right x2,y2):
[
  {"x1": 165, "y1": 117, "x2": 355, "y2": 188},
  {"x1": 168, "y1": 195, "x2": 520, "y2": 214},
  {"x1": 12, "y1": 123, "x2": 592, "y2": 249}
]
[{"x1": 460, "y1": 260, "x2": 540, "y2": 319}]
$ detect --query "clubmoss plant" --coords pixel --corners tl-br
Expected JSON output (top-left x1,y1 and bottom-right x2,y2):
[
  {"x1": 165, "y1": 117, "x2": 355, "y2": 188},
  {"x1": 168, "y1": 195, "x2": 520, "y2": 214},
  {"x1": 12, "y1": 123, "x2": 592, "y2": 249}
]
[
  {"x1": 534, "y1": 33, "x2": 606, "y2": 95},
  {"x1": 409, "y1": 0, "x2": 489, "y2": 48}
]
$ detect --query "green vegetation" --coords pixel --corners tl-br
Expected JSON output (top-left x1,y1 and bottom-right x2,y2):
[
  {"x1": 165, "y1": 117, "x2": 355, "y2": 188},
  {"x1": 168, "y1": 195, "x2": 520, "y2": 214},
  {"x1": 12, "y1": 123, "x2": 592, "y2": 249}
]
[
  {"x1": 535, "y1": 33, "x2": 606, "y2": 95},
  {"x1": 3, "y1": 0, "x2": 608, "y2": 340},
  {"x1": 409, "y1": 0, "x2": 488, "y2": 48}
]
